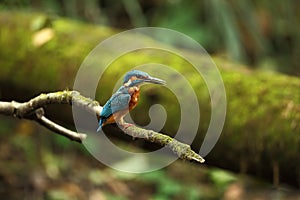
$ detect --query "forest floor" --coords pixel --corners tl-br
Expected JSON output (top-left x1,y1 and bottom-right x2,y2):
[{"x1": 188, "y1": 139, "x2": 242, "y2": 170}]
[{"x1": 0, "y1": 117, "x2": 300, "y2": 200}]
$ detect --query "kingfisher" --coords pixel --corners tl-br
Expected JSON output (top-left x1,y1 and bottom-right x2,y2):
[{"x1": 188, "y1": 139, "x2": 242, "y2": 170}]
[{"x1": 97, "y1": 70, "x2": 166, "y2": 132}]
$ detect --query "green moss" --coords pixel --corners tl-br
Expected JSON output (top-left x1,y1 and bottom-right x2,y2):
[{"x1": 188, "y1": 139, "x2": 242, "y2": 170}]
[{"x1": 0, "y1": 11, "x2": 116, "y2": 91}]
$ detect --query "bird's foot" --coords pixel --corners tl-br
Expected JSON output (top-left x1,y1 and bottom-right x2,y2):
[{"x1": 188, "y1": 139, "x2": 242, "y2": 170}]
[{"x1": 118, "y1": 122, "x2": 133, "y2": 130}]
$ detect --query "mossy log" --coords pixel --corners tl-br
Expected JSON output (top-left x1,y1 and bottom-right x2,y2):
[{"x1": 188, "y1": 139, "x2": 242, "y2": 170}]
[{"x1": 1, "y1": 11, "x2": 300, "y2": 186}]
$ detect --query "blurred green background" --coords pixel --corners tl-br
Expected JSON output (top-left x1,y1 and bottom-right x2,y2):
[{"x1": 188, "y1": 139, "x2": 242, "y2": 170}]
[
  {"x1": 2, "y1": 0, "x2": 300, "y2": 75},
  {"x1": 1, "y1": 0, "x2": 300, "y2": 200}
]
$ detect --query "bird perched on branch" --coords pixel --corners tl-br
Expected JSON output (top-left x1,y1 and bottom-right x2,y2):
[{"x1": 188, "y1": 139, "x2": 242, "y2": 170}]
[{"x1": 97, "y1": 70, "x2": 166, "y2": 132}]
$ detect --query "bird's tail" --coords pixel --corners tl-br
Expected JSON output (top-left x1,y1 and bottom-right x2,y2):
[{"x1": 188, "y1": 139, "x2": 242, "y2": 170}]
[
  {"x1": 96, "y1": 118, "x2": 104, "y2": 132},
  {"x1": 96, "y1": 125, "x2": 102, "y2": 132}
]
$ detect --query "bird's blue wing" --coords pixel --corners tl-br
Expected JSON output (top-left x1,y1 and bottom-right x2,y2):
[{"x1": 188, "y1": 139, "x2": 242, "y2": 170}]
[
  {"x1": 110, "y1": 92, "x2": 131, "y2": 113},
  {"x1": 97, "y1": 90, "x2": 131, "y2": 132},
  {"x1": 100, "y1": 100, "x2": 113, "y2": 118}
]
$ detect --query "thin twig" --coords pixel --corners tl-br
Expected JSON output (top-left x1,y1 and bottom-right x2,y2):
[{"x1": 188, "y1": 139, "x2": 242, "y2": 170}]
[
  {"x1": 34, "y1": 108, "x2": 86, "y2": 142},
  {"x1": 0, "y1": 90, "x2": 204, "y2": 163}
]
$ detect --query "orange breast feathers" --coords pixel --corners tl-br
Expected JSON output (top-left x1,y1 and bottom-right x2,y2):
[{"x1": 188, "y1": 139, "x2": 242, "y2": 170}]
[{"x1": 128, "y1": 86, "x2": 140, "y2": 111}]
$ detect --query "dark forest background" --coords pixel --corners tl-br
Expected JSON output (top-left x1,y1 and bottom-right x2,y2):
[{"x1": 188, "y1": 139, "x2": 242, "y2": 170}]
[{"x1": 1, "y1": 1, "x2": 300, "y2": 200}]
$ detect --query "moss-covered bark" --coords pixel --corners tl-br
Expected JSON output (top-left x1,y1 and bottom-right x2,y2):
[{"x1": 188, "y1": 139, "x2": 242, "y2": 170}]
[{"x1": 1, "y1": 11, "x2": 300, "y2": 186}]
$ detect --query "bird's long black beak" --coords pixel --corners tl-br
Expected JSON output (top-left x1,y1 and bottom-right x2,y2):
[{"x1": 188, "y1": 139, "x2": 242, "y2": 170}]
[{"x1": 144, "y1": 76, "x2": 167, "y2": 85}]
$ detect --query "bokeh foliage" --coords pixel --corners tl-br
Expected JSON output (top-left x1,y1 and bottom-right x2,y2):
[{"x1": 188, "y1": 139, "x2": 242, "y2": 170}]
[
  {"x1": 1, "y1": 11, "x2": 300, "y2": 189},
  {"x1": 1, "y1": 0, "x2": 300, "y2": 75}
]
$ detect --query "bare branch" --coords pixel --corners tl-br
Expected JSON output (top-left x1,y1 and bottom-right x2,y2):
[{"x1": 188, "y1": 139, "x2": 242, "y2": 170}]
[
  {"x1": 0, "y1": 91, "x2": 92, "y2": 142},
  {"x1": 0, "y1": 90, "x2": 204, "y2": 163},
  {"x1": 0, "y1": 90, "x2": 101, "y2": 116}
]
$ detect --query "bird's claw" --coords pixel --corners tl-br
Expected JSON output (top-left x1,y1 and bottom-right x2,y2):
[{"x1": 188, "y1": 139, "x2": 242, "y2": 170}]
[{"x1": 119, "y1": 122, "x2": 133, "y2": 130}]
